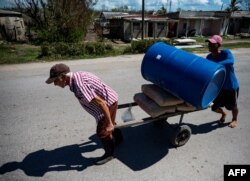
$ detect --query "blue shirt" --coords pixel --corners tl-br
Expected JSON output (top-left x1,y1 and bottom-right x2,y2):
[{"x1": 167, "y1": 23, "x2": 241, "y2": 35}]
[{"x1": 206, "y1": 49, "x2": 239, "y2": 90}]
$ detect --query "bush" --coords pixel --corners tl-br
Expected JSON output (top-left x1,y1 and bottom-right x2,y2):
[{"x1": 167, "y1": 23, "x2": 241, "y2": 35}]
[
  {"x1": 54, "y1": 42, "x2": 69, "y2": 56},
  {"x1": 36, "y1": 27, "x2": 85, "y2": 44},
  {"x1": 39, "y1": 42, "x2": 114, "y2": 57},
  {"x1": 123, "y1": 46, "x2": 133, "y2": 54},
  {"x1": 85, "y1": 43, "x2": 95, "y2": 55},
  {"x1": 105, "y1": 43, "x2": 114, "y2": 51},
  {"x1": 95, "y1": 42, "x2": 106, "y2": 55},
  {"x1": 130, "y1": 39, "x2": 171, "y2": 53},
  {"x1": 40, "y1": 42, "x2": 53, "y2": 56}
]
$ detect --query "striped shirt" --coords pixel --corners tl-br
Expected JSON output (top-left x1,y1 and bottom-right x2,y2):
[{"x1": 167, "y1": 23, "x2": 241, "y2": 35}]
[{"x1": 69, "y1": 71, "x2": 118, "y2": 122}]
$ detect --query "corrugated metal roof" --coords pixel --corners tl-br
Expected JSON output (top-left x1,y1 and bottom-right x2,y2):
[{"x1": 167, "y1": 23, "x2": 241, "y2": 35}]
[
  {"x1": 231, "y1": 11, "x2": 250, "y2": 18},
  {"x1": 0, "y1": 9, "x2": 22, "y2": 16},
  {"x1": 181, "y1": 16, "x2": 220, "y2": 20},
  {"x1": 101, "y1": 12, "x2": 129, "y2": 19}
]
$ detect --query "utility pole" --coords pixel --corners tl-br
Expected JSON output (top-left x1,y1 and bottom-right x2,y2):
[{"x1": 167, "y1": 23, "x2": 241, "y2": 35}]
[
  {"x1": 169, "y1": 0, "x2": 172, "y2": 13},
  {"x1": 141, "y1": 0, "x2": 144, "y2": 40}
]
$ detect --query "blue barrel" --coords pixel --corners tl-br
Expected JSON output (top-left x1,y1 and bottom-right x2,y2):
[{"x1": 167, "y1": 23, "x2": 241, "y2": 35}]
[{"x1": 141, "y1": 42, "x2": 226, "y2": 109}]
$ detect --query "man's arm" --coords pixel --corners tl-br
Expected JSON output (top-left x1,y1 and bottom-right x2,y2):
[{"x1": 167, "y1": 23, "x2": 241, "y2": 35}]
[
  {"x1": 218, "y1": 50, "x2": 234, "y2": 65},
  {"x1": 92, "y1": 95, "x2": 114, "y2": 131}
]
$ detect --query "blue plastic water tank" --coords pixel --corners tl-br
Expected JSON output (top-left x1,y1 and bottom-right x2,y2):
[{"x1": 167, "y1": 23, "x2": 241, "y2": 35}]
[{"x1": 141, "y1": 42, "x2": 226, "y2": 109}]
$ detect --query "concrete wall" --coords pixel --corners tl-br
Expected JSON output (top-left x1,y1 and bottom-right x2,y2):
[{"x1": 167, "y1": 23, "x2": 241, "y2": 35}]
[
  {"x1": 177, "y1": 19, "x2": 222, "y2": 37},
  {"x1": 0, "y1": 16, "x2": 26, "y2": 41}
]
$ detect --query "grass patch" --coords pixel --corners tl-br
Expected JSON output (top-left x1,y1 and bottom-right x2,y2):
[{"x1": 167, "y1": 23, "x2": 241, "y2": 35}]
[
  {"x1": 223, "y1": 42, "x2": 250, "y2": 49},
  {"x1": 0, "y1": 39, "x2": 250, "y2": 64},
  {"x1": 0, "y1": 43, "x2": 40, "y2": 64}
]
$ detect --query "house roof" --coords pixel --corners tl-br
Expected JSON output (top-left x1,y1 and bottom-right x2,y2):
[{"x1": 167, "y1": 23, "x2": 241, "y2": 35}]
[
  {"x1": 100, "y1": 12, "x2": 129, "y2": 20},
  {"x1": 231, "y1": 11, "x2": 250, "y2": 18},
  {"x1": 180, "y1": 16, "x2": 220, "y2": 20},
  {"x1": 167, "y1": 10, "x2": 229, "y2": 19},
  {"x1": 0, "y1": 9, "x2": 22, "y2": 17}
]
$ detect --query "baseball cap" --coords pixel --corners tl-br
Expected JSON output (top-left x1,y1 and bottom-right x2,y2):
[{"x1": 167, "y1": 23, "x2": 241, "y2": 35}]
[
  {"x1": 45, "y1": 63, "x2": 70, "y2": 84},
  {"x1": 206, "y1": 35, "x2": 223, "y2": 45}
]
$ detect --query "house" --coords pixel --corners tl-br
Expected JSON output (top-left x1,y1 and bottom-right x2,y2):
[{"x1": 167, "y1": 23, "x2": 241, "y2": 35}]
[
  {"x1": 96, "y1": 12, "x2": 129, "y2": 28},
  {"x1": 109, "y1": 14, "x2": 177, "y2": 42},
  {"x1": 96, "y1": 10, "x2": 250, "y2": 41},
  {"x1": 0, "y1": 9, "x2": 26, "y2": 41},
  {"x1": 167, "y1": 11, "x2": 230, "y2": 37},
  {"x1": 228, "y1": 11, "x2": 250, "y2": 35}
]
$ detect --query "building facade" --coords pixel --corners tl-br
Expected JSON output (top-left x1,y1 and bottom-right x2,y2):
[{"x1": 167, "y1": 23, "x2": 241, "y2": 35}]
[{"x1": 0, "y1": 10, "x2": 26, "y2": 41}]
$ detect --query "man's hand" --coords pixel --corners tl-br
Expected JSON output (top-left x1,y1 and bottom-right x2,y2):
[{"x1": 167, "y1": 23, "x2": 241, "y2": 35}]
[
  {"x1": 92, "y1": 95, "x2": 114, "y2": 132},
  {"x1": 106, "y1": 123, "x2": 114, "y2": 132}
]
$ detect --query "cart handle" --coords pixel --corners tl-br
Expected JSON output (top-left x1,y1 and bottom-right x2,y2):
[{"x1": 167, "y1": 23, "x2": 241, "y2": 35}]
[{"x1": 118, "y1": 102, "x2": 138, "y2": 109}]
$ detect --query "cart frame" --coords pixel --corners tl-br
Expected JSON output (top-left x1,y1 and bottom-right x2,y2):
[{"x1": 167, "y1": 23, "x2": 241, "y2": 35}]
[{"x1": 115, "y1": 102, "x2": 203, "y2": 147}]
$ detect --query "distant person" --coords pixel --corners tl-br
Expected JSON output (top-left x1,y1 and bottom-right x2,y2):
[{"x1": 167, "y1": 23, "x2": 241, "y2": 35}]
[
  {"x1": 206, "y1": 35, "x2": 239, "y2": 128},
  {"x1": 45, "y1": 63, "x2": 121, "y2": 165}
]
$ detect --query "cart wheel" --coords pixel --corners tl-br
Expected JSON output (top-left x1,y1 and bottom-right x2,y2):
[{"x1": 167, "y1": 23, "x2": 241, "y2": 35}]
[
  {"x1": 113, "y1": 128, "x2": 123, "y2": 146},
  {"x1": 170, "y1": 125, "x2": 191, "y2": 147}
]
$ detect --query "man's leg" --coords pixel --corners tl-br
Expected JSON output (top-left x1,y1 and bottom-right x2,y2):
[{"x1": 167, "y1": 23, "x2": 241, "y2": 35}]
[
  {"x1": 96, "y1": 118, "x2": 115, "y2": 165},
  {"x1": 108, "y1": 102, "x2": 123, "y2": 145},
  {"x1": 211, "y1": 91, "x2": 226, "y2": 123},
  {"x1": 95, "y1": 138, "x2": 115, "y2": 165},
  {"x1": 229, "y1": 106, "x2": 238, "y2": 128},
  {"x1": 227, "y1": 89, "x2": 239, "y2": 128},
  {"x1": 214, "y1": 107, "x2": 227, "y2": 123}
]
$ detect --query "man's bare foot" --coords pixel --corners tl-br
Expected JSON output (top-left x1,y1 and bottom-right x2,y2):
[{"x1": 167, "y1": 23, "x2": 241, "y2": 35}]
[
  {"x1": 229, "y1": 120, "x2": 237, "y2": 128},
  {"x1": 219, "y1": 113, "x2": 226, "y2": 123}
]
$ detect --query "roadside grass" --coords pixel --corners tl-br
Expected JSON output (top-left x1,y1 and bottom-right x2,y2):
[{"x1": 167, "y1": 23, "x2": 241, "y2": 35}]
[
  {"x1": 1, "y1": 39, "x2": 250, "y2": 64},
  {"x1": 39, "y1": 44, "x2": 127, "y2": 62},
  {"x1": 0, "y1": 43, "x2": 40, "y2": 64}
]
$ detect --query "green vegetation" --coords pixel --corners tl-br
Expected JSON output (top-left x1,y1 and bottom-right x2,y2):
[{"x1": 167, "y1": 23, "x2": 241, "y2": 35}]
[
  {"x1": 0, "y1": 43, "x2": 40, "y2": 64},
  {"x1": 1, "y1": 38, "x2": 250, "y2": 64}
]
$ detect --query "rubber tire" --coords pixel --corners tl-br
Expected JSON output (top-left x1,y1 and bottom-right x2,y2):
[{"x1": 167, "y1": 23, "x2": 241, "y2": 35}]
[{"x1": 170, "y1": 125, "x2": 191, "y2": 147}]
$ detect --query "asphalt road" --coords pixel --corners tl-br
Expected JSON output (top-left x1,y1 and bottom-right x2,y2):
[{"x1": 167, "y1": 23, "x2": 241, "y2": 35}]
[{"x1": 0, "y1": 49, "x2": 250, "y2": 181}]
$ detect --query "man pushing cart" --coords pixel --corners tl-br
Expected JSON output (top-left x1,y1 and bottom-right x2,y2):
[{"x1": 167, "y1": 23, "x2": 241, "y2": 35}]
[{"x1": 45, "y1": 41, "x2": 227, "y2": 165}]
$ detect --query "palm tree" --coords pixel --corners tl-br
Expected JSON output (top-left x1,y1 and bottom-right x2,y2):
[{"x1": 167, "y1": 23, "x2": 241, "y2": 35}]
[{"x1": 224, "y1": 0, "x2": 241, "y2": 35}]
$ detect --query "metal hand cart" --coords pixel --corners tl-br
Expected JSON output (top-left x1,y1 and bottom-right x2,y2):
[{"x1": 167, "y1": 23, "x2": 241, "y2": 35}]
[{"x1": 115, "y1": 102, "x2": 202, "y2": 147}]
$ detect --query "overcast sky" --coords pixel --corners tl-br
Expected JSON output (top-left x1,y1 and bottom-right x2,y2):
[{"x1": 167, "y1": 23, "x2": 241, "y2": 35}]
[{"x1": 0, "y1": 0, "x2": 244, "y2": 12}]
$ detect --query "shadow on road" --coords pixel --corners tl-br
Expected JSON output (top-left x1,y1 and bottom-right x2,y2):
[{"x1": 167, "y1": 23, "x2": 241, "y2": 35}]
[
  {"x1": 185, "y1": 120, "x2": 229, "y2": 135},
  {"x1": 0, "y1": 120, "x2": 228, "y2": 176},
  {"x1": 114, "y1": 122, "x2": 173, "y2": 171},
  {"x1": 0, "y1": 135, "x2": 100, "y2": 177},
  {"x1": 114, "y1": 119, "x2": 228, "y2": 171}
]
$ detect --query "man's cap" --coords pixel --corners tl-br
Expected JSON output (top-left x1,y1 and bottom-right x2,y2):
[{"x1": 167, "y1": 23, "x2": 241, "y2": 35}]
[
  {"x1": 45, "y1": 63, "x2": 70, "y2": 84},
  {"x1": 206, "y1": 35, "x2": 223, "y2": 45}
]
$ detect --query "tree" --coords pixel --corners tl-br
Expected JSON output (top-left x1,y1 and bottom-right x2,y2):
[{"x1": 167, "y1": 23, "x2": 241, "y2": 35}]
[
  {"x1": 156, "y1": 5, "x2": 167, "y2": 15},
  {"x1": 225, "y1": 0, "x2": 241, "y2": 12},
  {"x1": 111, "y1": 5, "x2": 129, "y2": 12},
  {"x1": 14, "y1": 0, "x2": 98, "y2": 43},
  {"x1": 224, "y1": 0, "x2": 241, "y2": 35}
]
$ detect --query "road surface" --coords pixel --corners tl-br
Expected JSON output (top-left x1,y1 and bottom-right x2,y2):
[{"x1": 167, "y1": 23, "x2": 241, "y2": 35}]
[{"x1": 0, "y1": 49, "x2": 250, "y2": 181}]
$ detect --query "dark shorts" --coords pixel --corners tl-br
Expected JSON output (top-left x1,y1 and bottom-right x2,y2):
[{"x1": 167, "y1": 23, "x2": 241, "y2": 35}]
[{"x1": 212, "y1": 88, "x2": 239, "y2": 111}]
